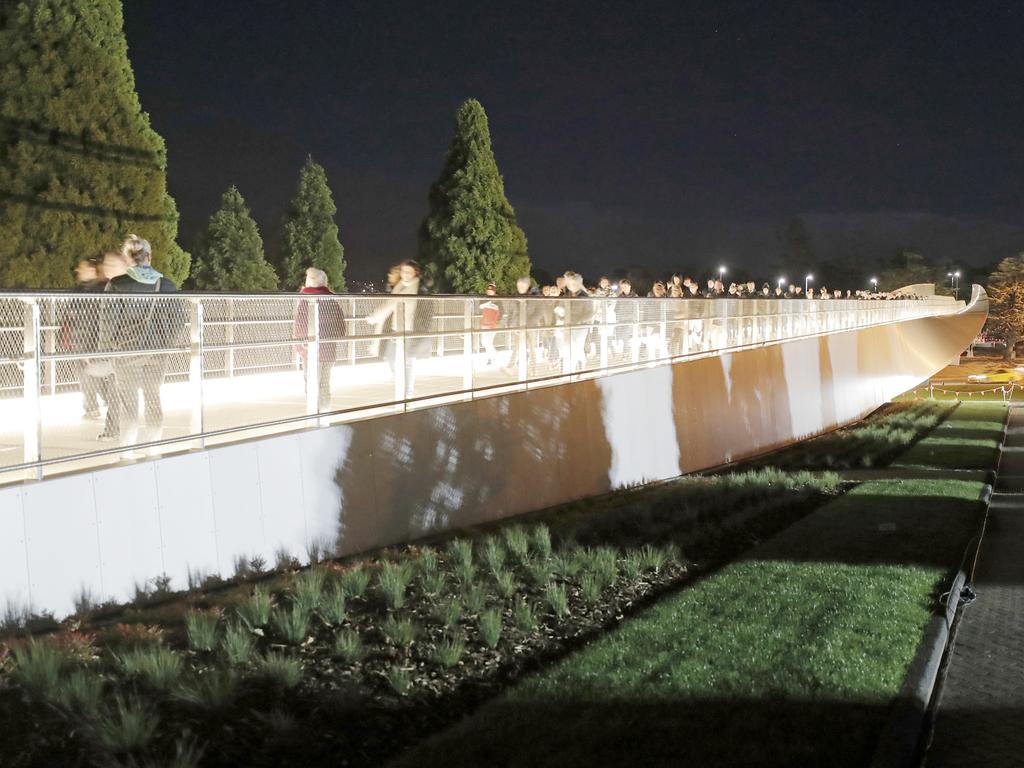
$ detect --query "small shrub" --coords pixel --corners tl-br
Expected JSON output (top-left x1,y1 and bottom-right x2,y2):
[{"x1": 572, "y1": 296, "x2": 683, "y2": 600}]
[
  {"x1": 221, "y1": 623, "x2": 255, "y2": 665},
  {"x1": 435, "y1": 597, "x2": 463, "y2": 628},
  {"x1": 462, "y1": 583, "x2": 487, "y2": 615},
  {"x1": 478, "y1": 608, "x2": 503, "y2": 649},
  {"x1": 492, "y1": 568, "x2": 518, "y2": 599},
  {"x1": 512, "y1": 596, "x2": 536, "y2": 632},
  {"x1": 320, "y1": 585, "x2": 348, "y2": 625},
  {"x1": 333, "y1": 630, "x2": 365, "y2": 664},
  {"x1": 386, "y1": 665, "x2": 413, "y2": 696},
  {"x1": 420, "y1": 570, "x2": 447, "y2": 598},
  {"x1": 115, "y1": 645, "x2": 183, "y2": 691},
  {"x1": 544, "y1": 583, "x2": 569, "y2": 619},
  {"x1": 272, "y1": 603, "x2": 310, "y2": 644},
  {"x1": 54, "y1": 669, "x2": 104, "y2": 713},
  {"x1": 381, "y1": 616, "x2": 418, "y2": 647},
  {"x1": 531, "y1": 524, "x2": 553, "y2": 558},
  {"x1": 185, "y1": 610, "x2": 220, "y2": 652},
  {"x1": 433, "y1": 633, "x2": 465, "y2": 668},
  {"x1": 173, "y1": 669, "x2": 238, "y2": 713},
  {"x1": 447, "y1": 538, "x2": 474, "y2": 568},
  {"x1": 293, "y1": 567, "x2": 327, "y2": 612},
  {"x1": 590, "y1": 547, "x2": 620, "y2": 587},
  {"x1": 339, "y1": 566, "x2": 371, "y2": 599},
  {"x1": 249, "y1": 555, "x2": 268, "y2": 575},
  {"x1": 306, "y1": 539, "x2": 329, "y2": 565},
  {"x1": 502, "y1": 525, "x2": 530, "y2": 563},
  {"x1": 11, "y1": 639, "x2": 63, "y2": 697},
  {"x1": 236, "y1": 586, "x2": 273, "y2": 628},
  {"x1": 480, "y1": 536, "x2": 506, "y2": 573},
  {"x1": 378, "y1": 561, "x2": 414, "y2": 610},
  {"x1": 256, "y1": 652, "x2": 303, "y2": 689},
  {"x1": 92, "y1": 694, "x2": 158, "y2": 754},
  {"x1": 579, "y1": 573, "x2": 602, "y2": 602},
  {"x1": 274, "y1": 547, "x2": 300, "y2": 571}
]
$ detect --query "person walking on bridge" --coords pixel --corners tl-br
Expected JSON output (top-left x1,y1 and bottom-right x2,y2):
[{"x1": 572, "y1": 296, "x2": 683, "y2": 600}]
[{"x1": 293, "y1": 267, "x2": 347, "y2": 411}]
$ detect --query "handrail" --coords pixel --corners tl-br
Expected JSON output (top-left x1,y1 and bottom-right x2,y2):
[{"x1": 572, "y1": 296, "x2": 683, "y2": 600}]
[{"x1": 0, "y1": 290, "x2": 964, "y2": 482}]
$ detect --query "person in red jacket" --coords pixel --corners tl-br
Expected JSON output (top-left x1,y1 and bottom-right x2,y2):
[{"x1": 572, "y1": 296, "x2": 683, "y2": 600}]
[
  {"x1": 293, "y1": 267, "x2": 347, "y2": 411},
  {"x1": 479, "y1": 282, "x2": 501, "y2": 365}
]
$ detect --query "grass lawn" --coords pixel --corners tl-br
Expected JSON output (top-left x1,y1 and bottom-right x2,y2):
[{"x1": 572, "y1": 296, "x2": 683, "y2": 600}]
[
  {"x1": 391, "y1": 476, "x2": 993, "y2": 767},
  {"x1": 894, "y1": 402, "x2": 1005, "y2": 470}
]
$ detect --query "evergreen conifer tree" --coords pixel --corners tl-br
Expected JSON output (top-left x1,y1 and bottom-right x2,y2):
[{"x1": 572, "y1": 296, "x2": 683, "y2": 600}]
[
  {"x1": 191, "y1": 186, "x2": 278, "y2": 291},
  {"x1": 0, "y1": 0, "x2": 190, "y2": 288},
  {"x1": 418, "y1": 99, "x2": 529, "y2": 293},
  {"x1": 280, "y1": 157, "x2": 346, "y2": 290}
]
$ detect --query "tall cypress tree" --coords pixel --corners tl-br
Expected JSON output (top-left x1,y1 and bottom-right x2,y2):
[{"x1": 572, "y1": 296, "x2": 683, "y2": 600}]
[
  {"x1": 280, "y1": 156, "x2": 347, "y2": 291},
  {"x1": 191, "y1": 186, "x2": 278, "y2": 291},
  {"x1": 0, "y1": 0, "x2": 190, "y2": 288},
  {"x1": 418, "y1": 99, "x2": 529, "y2": 294}
]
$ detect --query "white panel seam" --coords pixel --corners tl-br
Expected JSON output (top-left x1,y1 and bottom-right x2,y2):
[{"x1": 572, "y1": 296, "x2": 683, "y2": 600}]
[
  {"x1": 151, "y1": 464, "x2": 167, "y2": 577},
  {"x1": 205, "y1": 453, "x2": 222, "y2": 574},
  {"x1": 18, "y1": 488, "x2": 32, "y2": 611},
  {"x1": 89, "y1": 474, "x2": 104, "y2": 597}
]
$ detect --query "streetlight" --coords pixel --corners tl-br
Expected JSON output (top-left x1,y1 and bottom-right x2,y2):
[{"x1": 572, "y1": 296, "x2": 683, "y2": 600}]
[
  {"x1": 718, "y1": 265, "x2": 726, "y2": 282},
  {"x1": 805, "y1": 273, "x2": 813, "y2": 295},
  {"x1": 954, "y1": 270, "x2": 961, "y2": 299},
  {"x1": 870, "y1": 277, "x2": 878, "y2": 292},
  {"x1": 777, "y1": 277, "x2": 787, "y2": 291}
]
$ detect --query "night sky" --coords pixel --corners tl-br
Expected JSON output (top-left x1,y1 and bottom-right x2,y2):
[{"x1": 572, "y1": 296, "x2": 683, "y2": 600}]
[{"x1": 123, "y1": 1, "x2": 1024, "y2": 283}]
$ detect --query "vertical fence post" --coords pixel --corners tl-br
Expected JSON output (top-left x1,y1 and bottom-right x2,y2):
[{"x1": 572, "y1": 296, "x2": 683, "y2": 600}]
[
  {"x1": 393, "y1": 299, "x2": 407, "y2": 406},
  {"x1": 22, "y1": 299, "x2": 41, "y2": 475},
  {"x1": 226, "y1": 300, "x2": 235, "y2": 379},
  {"x1": 305, "y1": 298, "x2": 320, "y2": 416},
  {"x1": 517, "y1": 298, "x2": 529, "y2": 383},
  {"x1": 188, "y1": 299, "x2": 204, "y2": 443},
  {"x1": 462, "y1": 300, "x2": 474, "y2": 392}
]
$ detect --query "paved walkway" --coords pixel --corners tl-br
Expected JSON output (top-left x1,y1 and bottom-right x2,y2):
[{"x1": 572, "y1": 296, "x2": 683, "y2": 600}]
[{"x1": 924, "y1": 407, "x2": 1024, "y2": 767}]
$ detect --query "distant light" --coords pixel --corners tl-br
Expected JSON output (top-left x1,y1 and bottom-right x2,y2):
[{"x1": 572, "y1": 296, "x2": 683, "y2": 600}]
[
  {"x1": 806, "y1": 274, "x2": 813, "y2": 281},
  {"x1": 954, "y1": 271, "x2": 961, "y2": 277},
  {"x1": 718, "y1": 265, "x2": 726, "y2": 276}
]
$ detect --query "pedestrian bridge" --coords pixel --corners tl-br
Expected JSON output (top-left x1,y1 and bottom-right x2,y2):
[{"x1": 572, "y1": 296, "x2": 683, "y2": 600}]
[{"x1": 0, "y1": 285, "x2": 988, "y2": 618}]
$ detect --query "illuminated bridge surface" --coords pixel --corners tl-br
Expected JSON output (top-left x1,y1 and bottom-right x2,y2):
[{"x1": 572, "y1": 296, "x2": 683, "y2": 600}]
[
  {"x1": 0, "y1": 290, "x2": 967, "y2": 483},
  {"x1": 0, "y1": 286, "x2": 987, "y2": 618}
]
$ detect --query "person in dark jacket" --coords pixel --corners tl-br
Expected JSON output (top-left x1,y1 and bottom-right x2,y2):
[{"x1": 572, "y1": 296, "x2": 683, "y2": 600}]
[
  {"x1": 100, "y1": 234, "x2": 183, "y2": 442},
  {"x1": 293, "y1": 267, "x2": 347, "y2": 411}
]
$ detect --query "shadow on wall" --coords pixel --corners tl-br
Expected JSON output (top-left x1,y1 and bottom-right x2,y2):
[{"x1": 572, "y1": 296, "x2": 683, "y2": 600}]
[{"x1": 332, "y1": 381, "x2": 615, "y2": 556}]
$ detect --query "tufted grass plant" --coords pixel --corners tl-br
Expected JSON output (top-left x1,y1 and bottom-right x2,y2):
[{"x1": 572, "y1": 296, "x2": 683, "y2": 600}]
[
  {"x1": 54, "y1": 669, "x2": 104, "y2": 714},
  {"x1": 381, "y1": 616, "x2": 418, "y2": 647},
  {"x1": 185, "y1": 610, "x2": 220, "y2": 652},
  {"x1": 434, "y1": 632, "x2": 465, "y2": 668},
  {"x1": 621, "y1": 550, "x2": 644, "y2": 580},
  {"x1": 418, "y1": 547, "x2": 439, "y2": 574},
  {"x1": 172, "y1": 669, "x2": 238, "y2": 713},
  {"x1": 502, "y1": 525, "x2": 530, "y2": 563},
  {"x1": 639, "y1": 544, "x2": 669, "y2": 573},
  {"x1": 115, "y1": 645, "x2": 183, "y2": 691},
  {"x1": 512, "y1": 595, "x2": 536, "y2": 633},
  {"x1": 91, "y1": 694, "x2": 158, "y2": 754},
  {"x1": 436, "y1": 597, "x2": 463, "y2": 629},
  {"x1": 221, "y1": 623, "x2": 255, "y2": 665},
  {"x1": 293, "y1": 567, "x2": 327, "y2": 613},
  {"x1": 320, "y1": 585, "x2": 348, "y2": 625},
  {"x1": 11, "y1": 639, "x2": 63, "y2": 698},
  {"x1": 272, "y1": 602, "x2": 310, "y2": 644},
  {"x1": 378, "y1": 561, "x2": 414, "y2": 610},
  {"x1": 387, "y1": 665, "x2": 413, "y2": 696},
  {"x1": 552, "y1": 550, "x2": 583, "y2": 579},
  {"x1": 236, "y1": 586, "x2": 273, "y2": 629},
  {"x1": 492, "y1": 568, "x2": 518, "y2": 599},
  {"x1": 421, "y1": 570, "x2": 448, "y2": 598},
  {"x1": 478, "y1": 608, "x2": 503, "y2": 649},
  {"x1": 447, "y1": 538, "x2": 474, "y2": 569},
  {"x1": 462, "y1": 583, "x2": 488, "y2": 615},
  {"x1": 579, "y1": 573, "x2": 603, "y2": 603},
  {"x1": 527, "y1": 559, "x2": 556, "y2": 586},
  {"x1": 480, "y1": 536, "x2": 506, "y2": 573},
  {"x1": 256, "y1": 652, "x2": 303, "y2": 689},
  {"x1": 531, "y1": 524, "x2": 553, "y2": 558},
  {"x1": 544, "y1": 583, "x2": 570, "y2": 619},
  {"x1": 333, "y1": 630, "x2": 366, "y2": 664},
  {"x1": 339, "y1": 566, "x2": 371, "y2": 599}
]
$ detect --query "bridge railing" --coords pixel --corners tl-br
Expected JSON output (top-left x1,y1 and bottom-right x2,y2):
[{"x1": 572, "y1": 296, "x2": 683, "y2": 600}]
[{"x1": 0, "y1": 291, "x2": 960, "y2": 482}]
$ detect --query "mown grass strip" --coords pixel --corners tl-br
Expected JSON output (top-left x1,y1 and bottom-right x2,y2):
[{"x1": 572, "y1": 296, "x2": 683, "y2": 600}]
[
  {"x1": 893, "y1": 402, "x2": 1005, "y2": 470},
  {"x1": 391, "y1": 475, "x2": 990, "y2": 768}
]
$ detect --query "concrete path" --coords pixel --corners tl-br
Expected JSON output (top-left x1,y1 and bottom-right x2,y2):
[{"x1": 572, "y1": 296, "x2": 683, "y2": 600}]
[{"x1": 923, "y1": 407, "x2": 1024, "y2": 767}]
